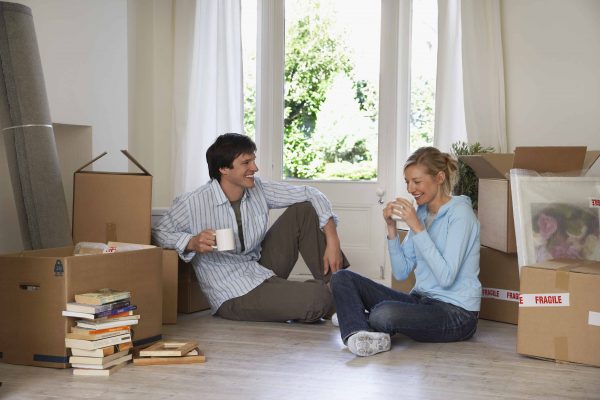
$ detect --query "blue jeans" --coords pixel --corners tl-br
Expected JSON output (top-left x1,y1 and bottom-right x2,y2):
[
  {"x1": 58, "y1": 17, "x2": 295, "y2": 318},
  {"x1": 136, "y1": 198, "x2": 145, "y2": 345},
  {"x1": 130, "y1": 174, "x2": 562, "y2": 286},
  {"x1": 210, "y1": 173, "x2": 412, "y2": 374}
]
[{"x1": 331, "y1": 270, "x2": 478, "y2": 344}]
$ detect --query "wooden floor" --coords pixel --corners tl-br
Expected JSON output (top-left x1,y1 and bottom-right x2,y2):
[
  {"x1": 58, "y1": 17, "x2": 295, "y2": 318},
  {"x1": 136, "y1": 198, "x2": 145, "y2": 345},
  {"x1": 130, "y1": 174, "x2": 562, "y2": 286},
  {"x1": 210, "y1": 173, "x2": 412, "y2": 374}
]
[{"x1": 1, "y1": 312, "x2": 599, "y2": 400}]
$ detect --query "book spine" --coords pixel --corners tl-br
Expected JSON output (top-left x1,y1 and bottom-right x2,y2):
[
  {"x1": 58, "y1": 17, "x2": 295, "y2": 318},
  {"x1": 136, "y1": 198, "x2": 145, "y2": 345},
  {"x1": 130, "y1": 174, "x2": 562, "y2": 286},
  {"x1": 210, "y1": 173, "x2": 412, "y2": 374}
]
[
  {"x1": 74, "y1": 325, "x2": 130, "y2": 335},
  {"x1": 95, "y1": 305, "x2": 137, "y2": 318}
]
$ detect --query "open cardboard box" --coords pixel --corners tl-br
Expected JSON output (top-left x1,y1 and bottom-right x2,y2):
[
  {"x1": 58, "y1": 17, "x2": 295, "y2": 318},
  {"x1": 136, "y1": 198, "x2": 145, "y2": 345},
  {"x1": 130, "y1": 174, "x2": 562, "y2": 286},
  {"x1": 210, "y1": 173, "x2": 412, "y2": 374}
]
[
  {"x1": 461, "y1": 147, "x2": 600, "y2": 253},
  {"x1": 0, "y1": 247, "x2": 163, "y2": 368},
  {"x1": 71, "y1": 151, "x2": 177, "y2": 324},
  {"x1": 72, "y1": 150, "x2": 152, "y2": 245}
]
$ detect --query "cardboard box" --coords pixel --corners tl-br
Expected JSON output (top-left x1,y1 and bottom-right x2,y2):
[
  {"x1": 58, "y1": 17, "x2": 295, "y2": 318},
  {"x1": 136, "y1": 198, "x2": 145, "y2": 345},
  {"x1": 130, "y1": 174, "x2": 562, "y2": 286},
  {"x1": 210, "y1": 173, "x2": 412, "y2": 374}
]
[
  {"x1": 178, "y1": 261, "x2": 210, "y2": 314},
  {"x1": 0, "y1": 247, "x2": 163, "y2": 368},
  {"x1": 162, "y1": 250, "x2": 178, "y2": 324},
  {"x1": 461, "y1": 147, "x2": 599, "y2": 253},
  {"x1": 72, "y1": 150, "x2": 152, "y2": 244},
  {"x1": 479, "y1": 246, "x2": 520, "y2": 324},
  {"x1": 517, "y1": 259, "x2": 600, "y2": 367}
]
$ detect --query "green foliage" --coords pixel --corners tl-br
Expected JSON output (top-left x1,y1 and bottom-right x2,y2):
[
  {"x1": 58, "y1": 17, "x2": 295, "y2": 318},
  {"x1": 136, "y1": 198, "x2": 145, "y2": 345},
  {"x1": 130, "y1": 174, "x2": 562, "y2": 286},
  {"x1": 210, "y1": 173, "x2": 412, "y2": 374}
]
[
  {"x1": 353, "y1": 79, "x2": 377, "y2": 121},
  {"x1": 283, "y1": 6, "x2": 354, "y2": 178},
  {"x1": 450, "y1": 141, "x2": 495, "y2": 210},
  {"x1": 409, "y1": 77, "x2": 435, "y2": 150},
  {"x1": 244, "y1": 83, "x2": 256, "y2": 140},
  {"x1": 243, "y1": 1, "x2": 379, "y2": 180},
  {"x1": 320, "y1": 161, "x2": 377, "y2": 180}
]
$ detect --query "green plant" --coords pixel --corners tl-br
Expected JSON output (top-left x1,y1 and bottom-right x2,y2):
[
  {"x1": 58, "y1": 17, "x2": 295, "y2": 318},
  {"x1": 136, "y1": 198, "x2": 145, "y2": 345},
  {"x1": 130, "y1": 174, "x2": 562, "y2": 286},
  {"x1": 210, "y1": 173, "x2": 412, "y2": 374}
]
[{"x1": 450, "y1": 141, "x2": 495, "y2": 210}]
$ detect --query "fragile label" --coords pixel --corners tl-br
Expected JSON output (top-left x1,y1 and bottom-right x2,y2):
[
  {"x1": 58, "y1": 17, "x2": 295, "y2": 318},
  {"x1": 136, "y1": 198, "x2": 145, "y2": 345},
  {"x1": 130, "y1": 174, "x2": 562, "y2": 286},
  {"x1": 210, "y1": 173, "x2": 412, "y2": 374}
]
[
  {"x1": 519, "y1": 293, "x2": 570, "y2": 307},
  {"x1": 590, "y1": 198, "x2": 600, "y2": 208},
  {"x1": 482, "y1": 287, "x2": 520, "y2": 302},
  {"x1": 589, "y1": 311, "x2": 600, "y2": 327}
]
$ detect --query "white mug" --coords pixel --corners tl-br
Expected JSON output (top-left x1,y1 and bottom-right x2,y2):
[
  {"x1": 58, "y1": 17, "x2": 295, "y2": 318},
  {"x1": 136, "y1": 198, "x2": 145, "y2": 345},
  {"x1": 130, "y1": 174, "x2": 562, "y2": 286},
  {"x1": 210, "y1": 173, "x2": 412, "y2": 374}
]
[
  {"x1": 391, "y1": 204, "x2": 404, "y2": 221},
  {"x1": 213, "y1": 228, "x2": 235, "y2": 251},
  {"x1": 391, "y1": 198, "x2": 415, "y2": 221}
]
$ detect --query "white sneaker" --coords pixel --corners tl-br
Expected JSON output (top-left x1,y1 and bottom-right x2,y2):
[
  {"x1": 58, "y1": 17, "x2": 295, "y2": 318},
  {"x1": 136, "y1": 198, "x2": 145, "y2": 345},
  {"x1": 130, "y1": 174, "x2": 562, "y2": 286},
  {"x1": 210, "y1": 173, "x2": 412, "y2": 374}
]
[
  {"x1": 331, "y1": 313, "x2": 339, "y2": 327},
  {"x1": 347, "y1": 331, "x2": 391, "y2": 357}
]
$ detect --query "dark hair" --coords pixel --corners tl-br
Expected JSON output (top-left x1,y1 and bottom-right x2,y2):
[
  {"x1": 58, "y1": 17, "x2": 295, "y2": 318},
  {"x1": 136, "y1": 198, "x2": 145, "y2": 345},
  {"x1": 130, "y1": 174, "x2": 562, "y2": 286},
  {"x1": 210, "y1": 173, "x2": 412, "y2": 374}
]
[
  {"x1": 404, "y1": 147, "x2": 458, "y2": 195},
  {"x1": 206, "y1": 133, "x2": 257, "y2": 181}
]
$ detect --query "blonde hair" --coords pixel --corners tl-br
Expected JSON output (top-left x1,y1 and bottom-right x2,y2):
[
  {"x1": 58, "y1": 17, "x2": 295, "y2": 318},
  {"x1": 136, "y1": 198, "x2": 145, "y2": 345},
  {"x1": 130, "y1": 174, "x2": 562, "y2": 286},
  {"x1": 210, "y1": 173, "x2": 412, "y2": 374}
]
[{"x1": 404, "y1": 147, "x2": 458, "y2": 195}]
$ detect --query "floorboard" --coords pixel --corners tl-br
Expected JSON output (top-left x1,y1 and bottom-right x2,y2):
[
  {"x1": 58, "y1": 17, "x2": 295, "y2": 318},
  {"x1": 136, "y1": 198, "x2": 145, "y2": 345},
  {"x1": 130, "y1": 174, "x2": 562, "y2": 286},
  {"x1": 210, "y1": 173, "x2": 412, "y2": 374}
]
[{"x1": 1, "y1": 312, "x2": 599, "y2": 400}]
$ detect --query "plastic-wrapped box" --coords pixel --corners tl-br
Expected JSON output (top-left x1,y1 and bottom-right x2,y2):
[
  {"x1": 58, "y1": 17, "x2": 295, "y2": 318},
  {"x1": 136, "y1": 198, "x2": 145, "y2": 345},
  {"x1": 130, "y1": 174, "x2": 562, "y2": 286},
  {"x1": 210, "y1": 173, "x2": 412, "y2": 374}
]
[{"x1": 510, "y1": 169, "x2": 600, "y2": 272}]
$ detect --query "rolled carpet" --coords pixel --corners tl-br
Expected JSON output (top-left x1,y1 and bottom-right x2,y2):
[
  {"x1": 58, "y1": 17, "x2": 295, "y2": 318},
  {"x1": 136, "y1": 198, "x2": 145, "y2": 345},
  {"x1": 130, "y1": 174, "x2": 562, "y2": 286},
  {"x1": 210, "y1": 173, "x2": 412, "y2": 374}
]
[{"x1": 0, "y1": 2, "x2": 71, "y2": 249}]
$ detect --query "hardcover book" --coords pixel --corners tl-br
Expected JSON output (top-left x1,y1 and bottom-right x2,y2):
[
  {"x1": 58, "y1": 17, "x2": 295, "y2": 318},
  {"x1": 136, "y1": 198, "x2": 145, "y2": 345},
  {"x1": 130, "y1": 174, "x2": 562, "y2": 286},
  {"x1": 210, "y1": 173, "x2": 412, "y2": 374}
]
[
  {"x1": 72, "y1": 361, "x2": 127, "y2": 376},
  {"x1": 71, "y1": 353, "x2": 132, "y2": 370},
  {"x1": 67, "y1": 326, "x2": 131, "y2": 340},
  {"x1": 70, "y1": 342, "x2": 133, "y2": 358},
  {"x1": 62, "y1": 305, "x2": 137, "y2": 320},
  {"x1": 69, "y1": 349, "x2": 130, "y2": 366},
  {"x1": 74, "y1": 288, "x2": 131, "y2": 305},
  {"x1": 65, "y1": 333, "x2": 132, "y2": 350},
  {"x1": 76, "y1": 318, "x2": 139, "y2": 330},
  {"x1": 66, "y1": 299, "x2": 130, "y2": 314}
]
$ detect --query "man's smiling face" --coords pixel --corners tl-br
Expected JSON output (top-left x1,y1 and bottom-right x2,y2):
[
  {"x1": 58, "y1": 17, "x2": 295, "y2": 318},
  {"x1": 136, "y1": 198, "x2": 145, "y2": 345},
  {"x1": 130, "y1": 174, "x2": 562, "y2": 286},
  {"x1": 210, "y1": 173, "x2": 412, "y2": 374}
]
[{"x1": 219, "y1": 152, "x2": 259, "y2": 192}]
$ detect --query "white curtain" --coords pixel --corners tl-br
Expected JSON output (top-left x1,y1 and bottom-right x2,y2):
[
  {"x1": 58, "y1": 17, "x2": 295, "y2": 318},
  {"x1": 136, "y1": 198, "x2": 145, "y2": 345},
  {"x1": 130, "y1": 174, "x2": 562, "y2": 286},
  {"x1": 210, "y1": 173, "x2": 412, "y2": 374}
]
[
  {"x1": 435, "y1": 0, "x2": 508, "y2": 153},
  {"x1": 434, "y1": 0, "x2": 468, "y2": 152},
  {"x1": 172, "y1": 0, "x2": 244, "y2": 196}
]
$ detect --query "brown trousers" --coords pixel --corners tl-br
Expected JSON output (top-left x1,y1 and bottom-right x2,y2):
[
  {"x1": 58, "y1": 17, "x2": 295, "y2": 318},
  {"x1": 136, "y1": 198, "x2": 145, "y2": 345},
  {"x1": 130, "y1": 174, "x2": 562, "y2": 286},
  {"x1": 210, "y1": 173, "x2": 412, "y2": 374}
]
[{"x1": 216, "y1": 202, "x2": 350, "y2": 322}]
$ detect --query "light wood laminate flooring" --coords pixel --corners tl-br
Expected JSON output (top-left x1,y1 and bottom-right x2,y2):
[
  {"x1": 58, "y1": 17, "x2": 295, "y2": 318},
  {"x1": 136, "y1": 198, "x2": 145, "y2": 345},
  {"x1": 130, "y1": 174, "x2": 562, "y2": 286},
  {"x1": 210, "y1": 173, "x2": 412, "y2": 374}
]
[{"x1": 1, "y1": 312, "x2": 599, "y2": 400}]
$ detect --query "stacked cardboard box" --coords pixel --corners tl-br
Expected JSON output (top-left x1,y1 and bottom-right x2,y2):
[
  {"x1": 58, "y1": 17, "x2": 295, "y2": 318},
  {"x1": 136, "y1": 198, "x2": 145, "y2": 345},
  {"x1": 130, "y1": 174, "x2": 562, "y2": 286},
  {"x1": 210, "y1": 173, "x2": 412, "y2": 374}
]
[
  {"x1": 71, "y1": 150, "x2": 177, "y2": 324},
  {"x1": 0, "y1": 150, "x2": 165, "y2": 368},
  {"x1": 518, "y1": 260, "x2": 600, "y2": 367},
  {"x1": 178, "y1": 261, "x2": 211, "y2": 314},
  {"x1": 461, "y1": 146, "x2": 600, "y2": 325}
]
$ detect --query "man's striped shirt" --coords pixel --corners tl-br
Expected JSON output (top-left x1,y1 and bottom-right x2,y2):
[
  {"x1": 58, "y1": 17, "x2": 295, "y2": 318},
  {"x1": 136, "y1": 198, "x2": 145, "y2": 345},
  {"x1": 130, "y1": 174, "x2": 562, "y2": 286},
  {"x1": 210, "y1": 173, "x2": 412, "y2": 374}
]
[{"x1": 152, "y1": 177, "x2": 338, "y2": 313}]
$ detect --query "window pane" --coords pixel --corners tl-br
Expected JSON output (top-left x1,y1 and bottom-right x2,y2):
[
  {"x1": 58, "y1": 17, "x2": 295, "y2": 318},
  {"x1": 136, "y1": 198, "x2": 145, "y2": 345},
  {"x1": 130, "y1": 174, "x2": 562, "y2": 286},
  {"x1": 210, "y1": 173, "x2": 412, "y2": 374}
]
[
  {"x1": 284, "y1": 0, "x2": 380, "y2": 181},
  {"x1": 409, "y1": 0, "x2": 437, "y2": 153},
  {"x1": 242, "y1": 0, "x2": 257, "y2": 139}
]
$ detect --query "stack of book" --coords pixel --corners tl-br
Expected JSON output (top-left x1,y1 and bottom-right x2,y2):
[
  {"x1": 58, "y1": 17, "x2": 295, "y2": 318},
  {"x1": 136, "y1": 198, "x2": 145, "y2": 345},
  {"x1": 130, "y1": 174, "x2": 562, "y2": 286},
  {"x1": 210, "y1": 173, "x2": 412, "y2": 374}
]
[{"x1": 63, "y1": 288, "x2": 138, "y2": 376}]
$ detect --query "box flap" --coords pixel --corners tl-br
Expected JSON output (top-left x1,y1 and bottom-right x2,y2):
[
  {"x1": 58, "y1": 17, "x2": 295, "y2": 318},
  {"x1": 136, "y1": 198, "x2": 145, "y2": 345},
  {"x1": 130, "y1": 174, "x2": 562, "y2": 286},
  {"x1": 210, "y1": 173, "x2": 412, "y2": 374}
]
[
  {"x1": 525, "y1": 259, "x2": 600, "y2": 276},
  {"x1": 459, "y1": 154, "x2": 514, "y2": 179},
  {"x1": 74, "y1": 150, "x2": 151, "y2": 176},
  {"x1": 513, "y1": 147, "x2": 587, "y2": 173},
  {"x1": 76, "y1": 152, "x2": 108, "y2": 173},
  {"x1": 583, "y1": 150, "x2": 600, "y2": 172},
  {"x1": 121, "y1": 149, "x2": 151, "y2": 176}
]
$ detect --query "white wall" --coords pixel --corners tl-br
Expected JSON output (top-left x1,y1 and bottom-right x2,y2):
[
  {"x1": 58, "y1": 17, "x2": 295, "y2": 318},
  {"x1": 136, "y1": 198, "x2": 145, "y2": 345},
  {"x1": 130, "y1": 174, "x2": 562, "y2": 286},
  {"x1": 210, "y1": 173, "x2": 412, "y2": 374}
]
[
  {"x1": 127, "y1": 0, "x2": 175, "y2": 208},
  {"x1": 2, "y1": 0, "x2": 600, "y2": 253},
  {"x1": 14, "y1": 0, "x2": 129, "y2": 171},
  {"x1": 0, "y1": 0, "x2": 128, "y2": 252},
  {"x1": 501, "y1": 0, "x2": 600, "y2": 150}
]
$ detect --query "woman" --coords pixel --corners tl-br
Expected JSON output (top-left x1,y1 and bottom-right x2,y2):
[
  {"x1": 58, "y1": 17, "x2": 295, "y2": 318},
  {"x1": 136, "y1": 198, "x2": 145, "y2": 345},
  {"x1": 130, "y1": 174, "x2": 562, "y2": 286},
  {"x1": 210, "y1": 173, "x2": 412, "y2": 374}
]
[{"x1": 331, "y1": 147, "x2": 481, "y2": 357}]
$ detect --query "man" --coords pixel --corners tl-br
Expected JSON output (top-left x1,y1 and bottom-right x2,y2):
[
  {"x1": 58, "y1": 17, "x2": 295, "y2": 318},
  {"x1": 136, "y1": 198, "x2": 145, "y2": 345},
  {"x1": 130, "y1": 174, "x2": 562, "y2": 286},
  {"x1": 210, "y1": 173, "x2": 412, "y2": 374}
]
[{"x1": 153, "y1": 133, "x2": 349, "y2": 322}]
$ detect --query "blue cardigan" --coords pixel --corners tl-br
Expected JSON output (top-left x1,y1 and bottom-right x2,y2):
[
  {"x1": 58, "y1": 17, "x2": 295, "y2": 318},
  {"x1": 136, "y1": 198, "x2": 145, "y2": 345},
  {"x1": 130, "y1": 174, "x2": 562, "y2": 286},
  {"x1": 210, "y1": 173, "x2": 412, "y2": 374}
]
[{"x1": 388, "y1": 195, "x2": 481, "y2": 311}]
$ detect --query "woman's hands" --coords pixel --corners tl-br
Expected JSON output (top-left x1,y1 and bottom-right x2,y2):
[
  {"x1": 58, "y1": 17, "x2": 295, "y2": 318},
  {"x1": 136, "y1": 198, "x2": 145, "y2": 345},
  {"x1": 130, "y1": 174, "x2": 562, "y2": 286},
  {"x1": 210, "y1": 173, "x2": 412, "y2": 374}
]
[{"x1": 383, "y1": 197, "x2": 423, "y2": 237}]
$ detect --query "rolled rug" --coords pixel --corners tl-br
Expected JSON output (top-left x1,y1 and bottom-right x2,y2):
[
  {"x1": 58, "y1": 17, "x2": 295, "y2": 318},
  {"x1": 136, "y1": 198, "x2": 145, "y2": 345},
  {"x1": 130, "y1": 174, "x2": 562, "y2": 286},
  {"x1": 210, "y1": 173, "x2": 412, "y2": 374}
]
[{"x1": 0, "y1": 2, "x2": 72, "y2": 249}]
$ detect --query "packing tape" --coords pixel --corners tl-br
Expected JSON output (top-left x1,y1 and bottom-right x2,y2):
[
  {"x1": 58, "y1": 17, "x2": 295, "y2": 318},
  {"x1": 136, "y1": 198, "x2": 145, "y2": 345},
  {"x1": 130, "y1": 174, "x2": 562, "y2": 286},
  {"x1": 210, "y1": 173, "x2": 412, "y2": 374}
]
[
  {"x1": 1, "y1": 124, "x2": 53, "y2": 131},
  {"x1": 554, "y1": 336, "x2": 568, "y2": 362},
  {"x1": 589, "y1": 311, "x2": 600, "y2": 327},
  {"x1": 554, "y1": 261, "x2": 587, "y2": 291}
]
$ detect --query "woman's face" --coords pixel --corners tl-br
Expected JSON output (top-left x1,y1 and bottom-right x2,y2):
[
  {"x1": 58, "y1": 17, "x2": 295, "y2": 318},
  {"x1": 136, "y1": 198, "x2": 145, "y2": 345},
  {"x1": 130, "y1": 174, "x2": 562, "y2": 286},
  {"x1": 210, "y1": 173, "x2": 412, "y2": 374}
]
[{"x1": 404, "y1": 164, "x2": 444, "y2": 207}]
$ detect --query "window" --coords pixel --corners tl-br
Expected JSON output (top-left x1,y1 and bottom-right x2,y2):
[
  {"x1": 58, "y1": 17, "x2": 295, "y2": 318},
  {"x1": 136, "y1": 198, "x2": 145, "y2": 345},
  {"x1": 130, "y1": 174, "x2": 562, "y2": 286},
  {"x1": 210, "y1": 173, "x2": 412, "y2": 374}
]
[
  {"x1": 241, "y1": 0, "x2": 258, "y2": 140},
  {"x1": 409, "y1": 0, "x2": 437, "y2": 153},
  {"x1": 282, "y1": 0, "x2": 380, "y2": 181},
  {"x1": 243, "y1": 0, "x2": 438, "y2": 181}
]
